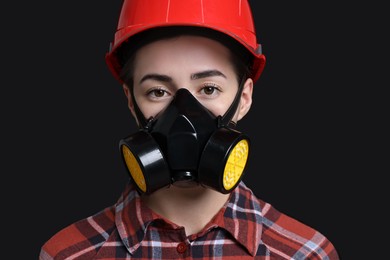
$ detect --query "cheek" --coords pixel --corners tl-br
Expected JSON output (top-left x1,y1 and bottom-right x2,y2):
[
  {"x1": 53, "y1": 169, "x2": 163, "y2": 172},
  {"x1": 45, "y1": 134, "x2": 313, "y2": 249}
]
[
  {"x1": 200, "y1": 100, "x2": 231, "y2": 117},
  {"x1": 201, "y1": 92, "x2": 237, "y2": 117},
  {"x1": 136, "y1": 99, "x2": 169, "y2": 119}
]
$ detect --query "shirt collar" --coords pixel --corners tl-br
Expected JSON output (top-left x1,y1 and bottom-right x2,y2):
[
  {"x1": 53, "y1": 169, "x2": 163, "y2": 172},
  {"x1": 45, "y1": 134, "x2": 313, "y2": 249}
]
[{"x1": 115, "y1": 182, "x2": 264, "y2": 256}]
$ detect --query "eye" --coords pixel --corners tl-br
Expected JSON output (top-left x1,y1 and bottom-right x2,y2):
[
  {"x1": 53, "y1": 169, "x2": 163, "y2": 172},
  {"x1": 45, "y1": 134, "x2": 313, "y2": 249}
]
[
  {"x1": 200, "y1": 83, "x2": 221, "y2": 96},
  {"x1": 147, "y1": 88, "x2": 169, "y2": 98}
]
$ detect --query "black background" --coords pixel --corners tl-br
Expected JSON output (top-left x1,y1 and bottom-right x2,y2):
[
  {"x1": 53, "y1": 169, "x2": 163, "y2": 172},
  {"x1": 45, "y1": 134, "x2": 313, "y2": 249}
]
[{"x1": 4, "y1": 1, "x2": 385, "y2": 259}]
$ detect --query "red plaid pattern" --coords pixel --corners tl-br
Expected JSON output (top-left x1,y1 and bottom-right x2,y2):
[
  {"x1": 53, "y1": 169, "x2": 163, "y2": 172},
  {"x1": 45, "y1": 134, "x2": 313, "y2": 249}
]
[{"x1": 40, "y1": 182, "x2": 339, "y2": 259}]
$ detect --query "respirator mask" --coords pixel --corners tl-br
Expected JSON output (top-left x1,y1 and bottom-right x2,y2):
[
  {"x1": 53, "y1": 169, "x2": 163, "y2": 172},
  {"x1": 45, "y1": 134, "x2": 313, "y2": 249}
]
[{"x1": 119, "y1": 86, "x2": 250, "y2": 195}]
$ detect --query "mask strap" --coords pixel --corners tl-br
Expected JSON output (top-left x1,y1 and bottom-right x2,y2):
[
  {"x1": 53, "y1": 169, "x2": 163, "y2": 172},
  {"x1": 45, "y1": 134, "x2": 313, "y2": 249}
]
[
  {"x1": 219, "y1": 76, "x2": 246, "y2": 128},
  {"x1": 130, "y1": 88, "x2": 150, "y2": 129}
]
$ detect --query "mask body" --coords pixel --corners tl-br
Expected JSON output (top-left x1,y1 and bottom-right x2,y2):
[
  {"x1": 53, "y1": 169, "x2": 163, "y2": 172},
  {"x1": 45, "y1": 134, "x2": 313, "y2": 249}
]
[{"x1": 120, "y1": 88, "x2": 250, "y2": 194}]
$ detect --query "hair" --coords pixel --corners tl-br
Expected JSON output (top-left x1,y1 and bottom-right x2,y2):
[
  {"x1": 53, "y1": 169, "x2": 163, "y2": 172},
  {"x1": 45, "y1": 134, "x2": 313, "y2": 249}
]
[{"x1": 117, "y1": 26, "x2": 253, "y2": 91}]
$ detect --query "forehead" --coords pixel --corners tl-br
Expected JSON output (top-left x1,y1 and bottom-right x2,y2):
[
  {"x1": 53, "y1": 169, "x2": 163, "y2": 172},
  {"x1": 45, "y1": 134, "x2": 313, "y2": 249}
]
[{"x1": 134, "y1": 35, "x2": 233, "y2": 69}]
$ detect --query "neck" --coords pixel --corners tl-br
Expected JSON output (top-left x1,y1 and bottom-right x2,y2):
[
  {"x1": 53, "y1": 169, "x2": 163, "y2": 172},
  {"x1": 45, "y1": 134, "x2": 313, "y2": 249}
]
[{"x1": 141, "y1": 184, "x2": 230, "y2": 235}]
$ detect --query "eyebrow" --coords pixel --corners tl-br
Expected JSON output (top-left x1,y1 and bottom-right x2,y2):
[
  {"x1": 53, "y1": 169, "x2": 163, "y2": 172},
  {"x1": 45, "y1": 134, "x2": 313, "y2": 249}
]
[
  {"x1": 191, "y1": 70, "x2": 226, "y2": 80},
  {"x1": 140, "y1": 74, "x2": 173, "y2": 84},
  {"x1": 139, "y1": 70, "x2": 227, "y2": 84}
]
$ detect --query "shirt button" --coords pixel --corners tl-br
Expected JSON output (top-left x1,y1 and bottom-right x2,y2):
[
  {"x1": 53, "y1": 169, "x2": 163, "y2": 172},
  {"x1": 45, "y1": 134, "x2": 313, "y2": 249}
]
[{"x1": 176, "y1": 242, "x2": 187, "y2": 253}]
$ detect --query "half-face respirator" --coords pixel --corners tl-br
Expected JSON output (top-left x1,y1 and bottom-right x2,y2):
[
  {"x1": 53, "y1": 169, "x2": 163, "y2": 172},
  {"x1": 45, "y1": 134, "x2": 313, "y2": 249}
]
[{"x1": 119, "y1": 88, "x2": 250, "y2": 195}]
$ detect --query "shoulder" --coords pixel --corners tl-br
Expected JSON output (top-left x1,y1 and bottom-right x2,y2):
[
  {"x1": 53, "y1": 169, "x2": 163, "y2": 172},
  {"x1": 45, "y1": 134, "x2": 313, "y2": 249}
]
[
  {"x1": 261, "y1": 204, "x2": 339, "y2": 259},
  {"x1": 255, "y1": 196, "x2": 339, "y2": 259},
  {"x1": 39, "y1": 205, "x2": 116, "y2": 260}
]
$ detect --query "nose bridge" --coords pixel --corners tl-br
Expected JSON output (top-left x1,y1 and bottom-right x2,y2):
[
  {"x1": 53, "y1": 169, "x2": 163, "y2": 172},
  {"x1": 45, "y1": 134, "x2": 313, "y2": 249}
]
[
  {"x1": 172, "y1": 88, "x2": 211, "y2": 117},
  {"x1": 174, "y1": 88, "x2": 196, "y2": 103},
  {"x1": 175, "y1": 86, "x2": 197, "y2": 103}
]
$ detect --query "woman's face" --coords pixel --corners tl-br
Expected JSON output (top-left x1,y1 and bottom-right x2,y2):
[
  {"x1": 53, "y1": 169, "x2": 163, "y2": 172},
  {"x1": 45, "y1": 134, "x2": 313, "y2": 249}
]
[{"x1": 123, "y1": 35, "x2": 253, "y2": 124}]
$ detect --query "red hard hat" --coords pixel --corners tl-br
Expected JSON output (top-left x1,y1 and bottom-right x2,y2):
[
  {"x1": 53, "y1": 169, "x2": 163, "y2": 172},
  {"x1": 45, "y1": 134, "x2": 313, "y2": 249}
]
[{"x1": 105, "y1": 0, "x2": 266, "y2": 83}]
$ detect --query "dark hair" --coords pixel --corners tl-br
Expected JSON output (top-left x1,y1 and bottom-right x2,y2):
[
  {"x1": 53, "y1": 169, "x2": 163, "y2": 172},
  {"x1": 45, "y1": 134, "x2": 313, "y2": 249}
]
[{"x1": 118, "y1": 26, "x2": 253, "y2": 90}]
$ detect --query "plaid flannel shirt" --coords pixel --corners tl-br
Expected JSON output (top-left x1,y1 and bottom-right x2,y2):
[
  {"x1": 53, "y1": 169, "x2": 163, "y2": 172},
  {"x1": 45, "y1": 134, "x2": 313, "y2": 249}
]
[{"x1": 40, "y1": 182, "x2": 339, "y2": 259}]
